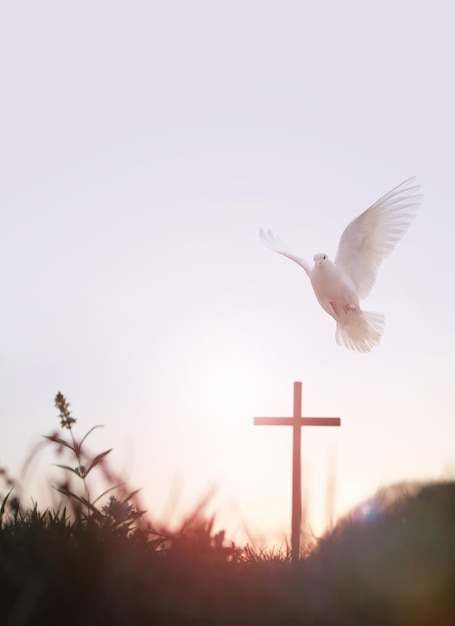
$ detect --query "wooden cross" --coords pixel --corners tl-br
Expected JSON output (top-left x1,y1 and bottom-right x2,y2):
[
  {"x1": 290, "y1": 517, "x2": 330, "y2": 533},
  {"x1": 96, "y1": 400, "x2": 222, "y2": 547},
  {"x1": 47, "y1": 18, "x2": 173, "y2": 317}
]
[{"x1": 254, "y1": 381, "x2": 340, "y2": 562}]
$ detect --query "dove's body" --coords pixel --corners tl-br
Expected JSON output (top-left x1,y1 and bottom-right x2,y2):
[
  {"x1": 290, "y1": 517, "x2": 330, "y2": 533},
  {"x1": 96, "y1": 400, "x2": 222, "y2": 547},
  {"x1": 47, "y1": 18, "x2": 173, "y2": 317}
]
[
  {"x1": 310, "y1": 255, "x2": 385, "y2": 352},
  {"x1": 310, "y1": 255, "x2": 358, "y2": 319},
  {"x1": 260, "y1": 178, "x2": 422, "y2": 352}
]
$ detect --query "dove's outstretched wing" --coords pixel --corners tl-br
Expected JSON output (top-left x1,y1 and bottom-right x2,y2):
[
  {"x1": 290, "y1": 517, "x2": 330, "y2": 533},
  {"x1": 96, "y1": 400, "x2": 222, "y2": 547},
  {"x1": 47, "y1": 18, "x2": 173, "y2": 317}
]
[
  {"x1": 259, "y1": 228, "x2": 312, "y2": 277},
  {"x1": 335, "y1": 177, "x2": 422, "y2": 299}
]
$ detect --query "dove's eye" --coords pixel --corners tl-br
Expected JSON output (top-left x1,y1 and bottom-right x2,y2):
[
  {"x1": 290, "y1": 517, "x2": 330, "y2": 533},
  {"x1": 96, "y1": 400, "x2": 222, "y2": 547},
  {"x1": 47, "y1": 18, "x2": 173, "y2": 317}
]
[{"x1": 323, "y1": 255, "x2": 327, "y2": 260}]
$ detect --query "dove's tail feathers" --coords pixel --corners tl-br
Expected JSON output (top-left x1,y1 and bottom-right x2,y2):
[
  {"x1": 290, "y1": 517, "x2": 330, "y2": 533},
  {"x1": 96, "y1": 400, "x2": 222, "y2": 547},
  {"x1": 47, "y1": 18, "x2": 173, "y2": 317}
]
[{"x1": 335, "y1": 310, "x2": 385, "y2": 353}]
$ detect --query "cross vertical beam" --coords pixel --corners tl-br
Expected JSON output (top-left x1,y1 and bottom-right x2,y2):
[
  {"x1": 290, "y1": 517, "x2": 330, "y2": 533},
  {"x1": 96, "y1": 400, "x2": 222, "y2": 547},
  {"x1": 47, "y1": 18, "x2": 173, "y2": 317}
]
[
  {"x1": 292, "y1": 381, "x2": 302, "y2": 561},
  {"x1": 254, "y1": 381, "x2": 341, "y2": 562}
]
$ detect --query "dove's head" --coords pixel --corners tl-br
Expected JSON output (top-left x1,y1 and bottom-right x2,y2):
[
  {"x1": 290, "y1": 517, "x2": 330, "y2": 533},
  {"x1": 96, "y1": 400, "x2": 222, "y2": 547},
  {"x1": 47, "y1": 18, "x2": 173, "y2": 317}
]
[{"x1": 313, "y1": 253, "x2": 329, "y2": 266}]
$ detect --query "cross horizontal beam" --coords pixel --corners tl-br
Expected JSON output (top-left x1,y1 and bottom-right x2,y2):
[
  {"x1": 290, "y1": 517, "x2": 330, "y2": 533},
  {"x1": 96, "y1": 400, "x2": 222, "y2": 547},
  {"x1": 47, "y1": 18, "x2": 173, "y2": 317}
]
[{"x1": 254, "y1": 417, "x2": 341, "y2": 427}]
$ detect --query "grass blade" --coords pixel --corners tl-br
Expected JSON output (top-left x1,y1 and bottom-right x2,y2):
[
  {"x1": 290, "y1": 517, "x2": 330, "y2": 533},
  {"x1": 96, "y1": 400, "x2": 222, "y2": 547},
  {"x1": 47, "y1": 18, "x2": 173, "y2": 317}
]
[{"x1": 0, "y1": 487, "x2": 14, "y2": 517}]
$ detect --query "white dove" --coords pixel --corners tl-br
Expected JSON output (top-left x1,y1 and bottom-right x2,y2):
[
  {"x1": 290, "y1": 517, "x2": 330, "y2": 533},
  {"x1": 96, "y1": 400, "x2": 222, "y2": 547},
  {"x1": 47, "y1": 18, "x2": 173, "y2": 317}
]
[{"x1": 260, "y1": 178, "x2": 422, "y2": 352}]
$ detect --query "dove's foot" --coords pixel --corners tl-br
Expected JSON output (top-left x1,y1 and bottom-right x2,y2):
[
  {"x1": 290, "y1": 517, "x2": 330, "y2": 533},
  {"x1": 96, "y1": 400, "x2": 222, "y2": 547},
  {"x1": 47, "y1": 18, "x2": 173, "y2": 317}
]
[{"x1": 330, "y1": 301, "x2": 357, "y2": 317}]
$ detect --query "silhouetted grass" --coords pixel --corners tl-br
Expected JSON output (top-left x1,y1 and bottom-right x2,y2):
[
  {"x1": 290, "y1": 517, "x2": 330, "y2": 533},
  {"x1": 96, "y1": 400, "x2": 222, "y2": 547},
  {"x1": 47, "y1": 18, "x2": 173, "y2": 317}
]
[{"x1": 1, "y1": 393, "x2": 455, "y2": 625}]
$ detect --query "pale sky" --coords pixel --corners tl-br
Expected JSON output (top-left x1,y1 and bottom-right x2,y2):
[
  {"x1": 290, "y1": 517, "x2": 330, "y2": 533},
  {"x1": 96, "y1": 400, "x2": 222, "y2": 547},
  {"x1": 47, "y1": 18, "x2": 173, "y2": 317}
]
[{"x1": 1, "y1": 1, "x2": 455, "y2": 546}]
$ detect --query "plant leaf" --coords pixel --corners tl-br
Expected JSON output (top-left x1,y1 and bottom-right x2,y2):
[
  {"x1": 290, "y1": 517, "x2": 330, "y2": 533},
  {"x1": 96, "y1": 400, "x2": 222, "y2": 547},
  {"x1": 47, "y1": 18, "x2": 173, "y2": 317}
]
[
  {"x1": 85, "y1": 448, "x2": 112, "y2": 475},
  {"x1": 122, "y1": 488, "x2": 141, "y2": 504},
  {"x1": 55, "y1": 486, "x2": 88, "y2": 507},
  {"x1": 43, "y1": 434, "x2": 75, "y2": 453},
  {"x1": 54, "y1": 487, "x2": 102, "y2": 517},
  {"x1": 91, "y1": 483, "x2": 125, "y2": 505},
  {"x1": 80, "y1": 424, "x2": 104, "y2": 448},
  {"x1": 54, "y1": 463, "x2": 83, "y2": 477}
]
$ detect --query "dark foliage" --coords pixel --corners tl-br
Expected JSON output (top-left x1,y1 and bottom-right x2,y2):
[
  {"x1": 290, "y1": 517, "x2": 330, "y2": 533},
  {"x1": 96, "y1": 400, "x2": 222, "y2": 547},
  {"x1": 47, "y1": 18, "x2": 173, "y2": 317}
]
[
  {"x1": 303, "y1": 481, "x2": 455, "y2": 626},
  {"x1": 1, "y1": 395, "x2": 455, "y2": 625},
  {"x1": 1, "y1": 481, "x2": 455, "y2": 625},
  {"x1": 0, "y1": 508, "x2": 302, "y2": 626}
]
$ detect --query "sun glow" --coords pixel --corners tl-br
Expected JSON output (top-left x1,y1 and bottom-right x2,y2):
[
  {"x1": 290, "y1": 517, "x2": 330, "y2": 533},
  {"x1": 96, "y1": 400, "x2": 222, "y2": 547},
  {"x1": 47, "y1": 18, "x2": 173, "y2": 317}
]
[{"x1": 181, "y1": 325, "x2": 268, "y2": 421}]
